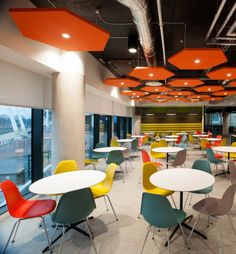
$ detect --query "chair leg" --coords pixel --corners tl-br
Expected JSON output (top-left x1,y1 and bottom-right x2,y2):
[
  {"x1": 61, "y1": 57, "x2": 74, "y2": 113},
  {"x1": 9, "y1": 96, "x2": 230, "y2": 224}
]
[
  {"x1": 184, "y1": 192, "x2": 190, "y2": 209},
  {"x1": 179, "y1": 224, "x2": 190, "y2": 249},
  {"x1": 141, "y1": 225, "x2": 151, "y2": 254},
  {"x1": 219, "y1": 219, "x2": 224, "y2": 254},
  {"x1": 119, "y1": 165, "x2": 125, "y2": 183},
  {"x1": 227, "y1": 215, "x2": 236, "y2": 235},
  {"x1": 59, "y1": 225, "x2": 65, "y2": 254},
  {"x1": 124, "y1": 161, "x2": 128, "y2": 173},
  {"x1": 85, "y1": 218, "x2": 97, "y2": 254},
  {"x1": 103, "y1": 196, "x2": 109, "y2": 211},
  {"x1": 167, "y1": 228, "x2": 170, "y2": 254},
  {"x1": 3, "y1": 219, "x2": 20, "y2": 254},
  {"x1": 106, "y1": 195, "x2": 118, "y2": 221},
  {"x1": 12, "y1": 219, "x2": 21, "y2": 243},
  {"x1": 41, "y1": 216, "x2": 52, "y2": 253},
  {"x1": 188, "y1": 212, "x2": 201, "y2": 242},
  {"x1": 170, "y1": 195, "x2": 177, "y2": 209},
  {"x1": 189, "y1": 193, "x2": 193, "y2": 206}
]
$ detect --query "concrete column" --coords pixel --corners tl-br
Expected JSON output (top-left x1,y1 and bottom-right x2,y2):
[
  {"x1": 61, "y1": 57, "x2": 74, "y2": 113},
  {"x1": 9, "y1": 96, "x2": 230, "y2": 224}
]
[
  {"x1": 133, "y1": 115, "x2": 141, "y2": 134},
  {"x1": 222, "y1": 111, "x2": 229, "y2": 136},
  {"x1": 52, "y1": 72, "x2": 85, "y2": 170}
]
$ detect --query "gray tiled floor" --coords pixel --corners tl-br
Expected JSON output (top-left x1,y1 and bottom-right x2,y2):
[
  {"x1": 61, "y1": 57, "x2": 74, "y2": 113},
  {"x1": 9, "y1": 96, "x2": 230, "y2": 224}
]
[{"x1": 1, "y1": 147, "x2": 236, "y2": 254}]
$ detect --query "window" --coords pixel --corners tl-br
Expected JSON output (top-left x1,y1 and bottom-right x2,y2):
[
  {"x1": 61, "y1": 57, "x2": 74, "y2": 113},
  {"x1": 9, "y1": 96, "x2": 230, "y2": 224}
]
[
  {"x1": 210, "y1": 113, "x2": 222, "y2": 125},
  {"x1": 43, "y1": 110, "x2": 52, "y2": 177},
  {"x1": 85, "y1": 113, "x2": 94, "y2": 157},
  {"x1": 0, "y1": 106, "x2": 31, "y2": 207},
  {"x1": 113, "y1": 116, "x2": 118, "y2": 137},
  {"x1": 229, "y1": 113, "x2": 236, "y2": 127},
  {"x1": 99, "y1": 115, "x2": 108, "y2": 145}
]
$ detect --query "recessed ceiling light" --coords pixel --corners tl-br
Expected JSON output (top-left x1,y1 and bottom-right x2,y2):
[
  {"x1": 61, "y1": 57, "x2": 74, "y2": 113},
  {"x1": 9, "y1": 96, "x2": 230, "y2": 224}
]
[
  {"x1": 211, "y1": 98, "x2": 215, "y2": 101},
  {"x1": 227, "y1": 73, "x2": 232, "y2": 77},
  {"x1": 157, "y1": 96, "x2": 160, "y2": 98},
  {"x1": 176, "y1": 98, "x2": 179, "y2": 101},
  {"x1": 61, "y1": 33, "x2": 71, "y2": 39},
  {"x1": 145, "y1": 81, "x2": 163, "y2": 86},
  {"x1": 146, "y1": 113, "x2": 155, "y2": 116},
  {"x1": 136, "y1": 95, "x2": 140, "y2": 98},
  {"x1": 149, "y1": 73, "x2": 154, "y2": 77},
  {"x1": 133, "y1": 93, "x2": 136, "y2": 95},
  {"x1": 128, "y1": 48, "x2": 137, "y2": 53},
  {"x1": 184, "y1": 82, "x2": 188, "y2": 85},
  {"x1": 120, "y1": 82, "x2": 124, "y2": 85},
  {"x1": 140, "y1": 99, "x2": 142, "y2": 101},
  {"x1": 174, "y1": 96, "x2": 178, "y2": 98},
  {"x1": 197, "y1": 96, "x2": 200, "y2": 98},
  {"x1": 208, "y1": 88, "x2": 211, "y2": 91},
  {"x1": 178, "y1": 92, "x2": 181, "y2": 95},
  {"x1": 224, "y1": 92, "x2": 227, "y2": 95},
  {"x1": 194, "y1": 59, "x2": 200, "y2": 64},
  {"x1": 155, "y1": 88, "x2": 159, "y2": 91}
]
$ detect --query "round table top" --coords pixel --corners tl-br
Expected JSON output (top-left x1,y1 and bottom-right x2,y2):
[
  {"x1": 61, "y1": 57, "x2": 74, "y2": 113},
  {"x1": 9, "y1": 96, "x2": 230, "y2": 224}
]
[
  {"x1": 29, "y1": 170, "x2": 106, "y2": 195},
  {"x1": 176, "y1": 132, "x2": 188, "y2": 135},
  {"x1": 93, "y1": 146, "x2": 126, "y2": 153},
  {"x1": 205, "y1": 138, "x2": 221, "y2": 141},
  {"x1": 212, "y1": 146, "x2": 236, "y2": 153},
  {"x1": 152, "y1": 147, "x2": 183, "y2": 153},
  {"x1": 150, "y1": 168, "x2": 215, "y2": 192},
  {"x1": 156, "y1": 138, "x2": 178, "y2": 142},
  {"x1": 165, "y1": 135, "x2": 179, "y2": 138},
  {"x1": 117, "y1": 139, "x2": 133, "y2": 143},
  {"x1": 193, "y1": 134, "x2": 209, "y2": 137},
  {"x1": 131, "y1": 135, "x2": 145, "y2": 138}
]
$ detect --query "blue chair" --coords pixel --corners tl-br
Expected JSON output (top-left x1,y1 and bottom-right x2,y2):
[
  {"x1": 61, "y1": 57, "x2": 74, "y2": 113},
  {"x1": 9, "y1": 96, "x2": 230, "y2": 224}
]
[
  {"x1": 140, "y1": 192, "x2": 189, "y2": 254},
  {"x1": 177, "y1": 134, "x2": 188, "y2": 149},
  {"x1": 206, "y1": 148, "x2": 226, "y2": 175},
  {"x1": 92, "y1": 142, "x2": 108, "y2": 160},
  {"x1": 51, "y1": 188, "x2": 97, "y2": 254}
]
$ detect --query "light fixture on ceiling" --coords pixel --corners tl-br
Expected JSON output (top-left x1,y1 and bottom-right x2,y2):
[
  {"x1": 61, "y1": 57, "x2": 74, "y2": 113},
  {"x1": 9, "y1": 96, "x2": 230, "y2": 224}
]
[
  {"x1": 208, "y1": 88, "x2": 211, "y2": 91},
  {"x1": 145, "y1": 81, "x2": 163, "y2": 87},
  {"x1": 146, "y1": 113, "x2": 155, "y2": 116},
  {"x1": 188, "y1": 109, "x2": 199, "y2": 116},
  {"x1": 166, "y1": 109, "x2": 176, "y2": 116},
  {"x1": 128, "y1": 35, "x2": 138, "y2": 53},
  {"x1": 149, "y1": 73, "x2": 154, "y2": 77},
  {"x1": 120, "y1": 82, "x2": 125, "y2": 86},
  {"x1": 61, "y1": 33, "x2": 71, "y2": 39},
  {"x1": 184, "y1": 82, "x2": 188, "y2": 85},
  {"x1": 194, "y1": 59, "x2": 201, "y2": 64},
  {"x1": 227, "y1": 73, "x2": 232, "y2": 77}
]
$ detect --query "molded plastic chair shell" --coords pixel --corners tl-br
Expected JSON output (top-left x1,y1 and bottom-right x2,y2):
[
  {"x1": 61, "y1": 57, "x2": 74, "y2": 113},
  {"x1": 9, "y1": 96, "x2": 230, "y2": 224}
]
[
  {"x1": 110, "y1": 138, "x2": 120, "y2": 147},
  {"x1": 93, "y1": 142, "x2": 108, "y2": 159},
  {"x1": 54, "y1": 160, "x2": 79, "y2": 174},
  {"x1": 228, "y1": 160, "x2": 236, "y2": 184},
  {"x1": 171, "y1": 150, "x2": 187, "y2": 167},
  {"x1": 150, "y1": 142, "x2": 166, "y2": 160},
  {"x1": 106, "y1": 150, "x2": 125, "y2": 165},
  {"x1": 212, "y1": 135, "x2": 222, "y2": 146},
  {"x1": 141, "y1": 150, "x2": 162, "y2": 167}
]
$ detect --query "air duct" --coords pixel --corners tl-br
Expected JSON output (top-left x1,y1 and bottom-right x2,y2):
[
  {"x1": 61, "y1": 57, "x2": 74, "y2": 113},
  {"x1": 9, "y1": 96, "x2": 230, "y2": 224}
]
[{"x1": 117, "y1": 0, "x2": 156, "y2": 66}]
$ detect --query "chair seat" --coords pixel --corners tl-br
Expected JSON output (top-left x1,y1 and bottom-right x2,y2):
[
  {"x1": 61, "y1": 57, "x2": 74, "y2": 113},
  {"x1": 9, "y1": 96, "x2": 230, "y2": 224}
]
[
  {"x1": 151, "y1": 153, "x2": 166, "y2": 159},
  {"x1": 144, "y1": 188, "x2": 174, "y2": 196},
  {"x1": 11, "y1": 199, "x2": 56, "y2": 219},
  {"x1": 172, "y1": 209, "x2": 186, "y2": 224},
  {"x1": 191, "y1": 185, "x2": 213, "y2": 194},
  {"x1": 192, "y1": 197, "x2": 221, "y2": 215},
  {"x1": 84, "y1": 158, "x2": 98, "y2": 166},
  {"x1": 91, "y1": 184, "x2": 109, "y2": 198},
  {"x1": 215, "y1": 153, "x2": 223, "y2": 159},
  {"x1": 154, "y1": 162, "x2": 163, "y2": 167}
]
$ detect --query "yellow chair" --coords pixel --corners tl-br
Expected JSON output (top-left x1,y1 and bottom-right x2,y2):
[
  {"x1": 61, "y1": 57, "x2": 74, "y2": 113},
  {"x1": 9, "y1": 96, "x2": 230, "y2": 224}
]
[
  {"x1": 158, "y1": 139, "x2": 168, "y2": 147},
  {"x1": 220, "y1": 137, "x2": 227, "y2": 146},
  {"x1": 150, "y1": 142, "x2": 167, "y2": 160},
  {"x1": 142, "y1": 135, "x2": 149, "y2": 147},
  {"x1": 91, "y1": 163, "x2": 118, "y2": 221},
  {"x1": 127, "y1": 133, "x2": 131, "y2": 138},
  {"x1": 84, "y1": 158, "x2": 98, "y2": 170},
  {"x1": 54, "y1": 160, "x2": 79, "y2": 174},
  {"x1": 188, "y1": 134, "x2": 195, "y2": 144},
  {"x1": 224, "y1": 142, "x2": 236, "y2": 159},
  {"x1": 110, "y1": 137, "x2": 120, "y2": 147}
]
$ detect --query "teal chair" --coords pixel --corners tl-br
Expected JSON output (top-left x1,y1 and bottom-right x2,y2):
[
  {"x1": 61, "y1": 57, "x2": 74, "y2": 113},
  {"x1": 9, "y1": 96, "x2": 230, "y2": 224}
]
[
  {"x1": 140, "y1": 193, "x2": 189, "y2": 254},
  {"x1": 177, "y1": 134, "x2": 188, "y2": 149},
  {"x1": 51, "y1": 188, "x2": 97, "y2": 254},
  {"x1": 131, "y1": 139, "x2": 139, "y2": 157},
  {"x1": 107, "y1": 150, "x2": 126, "y2": 182},
  {"x1": 92, "y1": 142, "x2": 108, "y2": 160},
  {"x1": 184, "y1": 160, "x2": 213, "y2": 208},
  {"x1": 206, "y1": 148, "x2": 226, "y2": 176}
]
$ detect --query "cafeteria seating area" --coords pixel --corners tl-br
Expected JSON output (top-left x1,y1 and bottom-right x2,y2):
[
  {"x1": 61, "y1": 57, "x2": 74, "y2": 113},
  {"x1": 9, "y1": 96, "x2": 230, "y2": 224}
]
[{"x1": 2, "y1": 0, "x2": 236, "y2": 253}]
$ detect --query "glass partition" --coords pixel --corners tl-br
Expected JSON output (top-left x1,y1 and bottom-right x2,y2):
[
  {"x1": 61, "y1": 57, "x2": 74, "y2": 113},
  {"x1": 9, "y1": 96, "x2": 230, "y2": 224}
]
[{"x1": 85, "y1": 113, "x2": 94, "y2": 157}]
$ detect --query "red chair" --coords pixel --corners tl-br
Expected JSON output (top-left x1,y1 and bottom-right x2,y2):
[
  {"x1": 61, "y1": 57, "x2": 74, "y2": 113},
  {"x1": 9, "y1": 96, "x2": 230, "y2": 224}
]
[
  {"x1": 205, "y1": 142, "x2": 223, "y2": 159},
  {"x1": 195, "y1": 130, "x2": 201, "y2": 134},
  {"x1": 0, "y1": 180, "x2": 56, "y2": 254},
  {"x1": 212, "y1": 135, "x2": 222, "y2": 146},
  {"x1": 175, "y1": 135, "x2": 182, "y2": 145},
  {"x1": 141, "y1": 150, "x2": 162, "y2": 167}
]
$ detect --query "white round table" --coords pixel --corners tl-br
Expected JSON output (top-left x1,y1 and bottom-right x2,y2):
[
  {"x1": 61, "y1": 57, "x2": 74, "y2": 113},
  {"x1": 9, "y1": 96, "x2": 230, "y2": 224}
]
[
  {"x1": 29, "y1": 170, "x2": 106, "y2": 195},
  {"x1": 176, "y1": 132, "x2": 188, "y2": 135},
  {"x1": 156, "y1": 138, "x2": 178, "y2": 146},
  {"x1": 212, "y1": 146, "x2": 236, "y2": 159},
  {"x1": 165, "y1": 135, "x2": 179, "y2": 138},
  {"x1": 131, "y1": 135, "x2": 145, "y2": 138},
  {"x1": 193, "y1": 134, "x2": 209, "y2": 138},
  {"x1": 205, "y1": 138, "x2": 221, "y2": 143},
  {"x1": 152, "y1": 147, "x2": 183, "y2": 166},
  {"x1": 93, "y1": 146, "x2": 126, "y2": 153},
  {"x1": 117, "y1": 139, "x2": 133, "y2": 143}
]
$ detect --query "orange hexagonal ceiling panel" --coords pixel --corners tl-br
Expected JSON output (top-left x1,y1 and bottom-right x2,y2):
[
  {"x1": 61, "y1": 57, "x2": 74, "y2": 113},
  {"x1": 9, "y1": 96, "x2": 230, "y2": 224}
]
[
  {"x1": 168, "y1": 48, "x2": 227, "y2": 70},
  {"x1": 207, "y1": 67, "x2": 236, "y2": 80},
  {"x1": 128, "y1": 67, "x2": 174, "y2": 80},
  {"x1": 189, "y1": 94, "x2": 210, "y2": 99},
  {"x1": 103, "y1": 78, "x2": 141, "y2": 88},
  {"x1": 131, "y1": 97, "x2": 152, "y2": 101},
  {"x1": 194, "y1": 85, "x2": 224, "y2": 93},
  {"x1": 202, "y1": 97, "x2": 224, "y2": 101},
  {"x1": 141, "y1": 86, "x2": 171, "y2": 93},
  {"x1": 9, "y1": 8, "x2": 110, "y2": 51},
  {"x1": 120, "y1": 90, "x2": 147, "y2": 97},
  {"x1": 213, "y1": 90, "x2": 236, "y2": 96},
  {"x1": 168, "y1": 78, "x2": 204, "y2": 87},
  {"x1": 168, "y1": 91, "x2": 194, "y2": 96},
  {"x1": 229, "y1": 81, "x2": 236, "y2": 87},
  {"x1": 145, "y1": 94, "x2": 170, "y2": 99}
]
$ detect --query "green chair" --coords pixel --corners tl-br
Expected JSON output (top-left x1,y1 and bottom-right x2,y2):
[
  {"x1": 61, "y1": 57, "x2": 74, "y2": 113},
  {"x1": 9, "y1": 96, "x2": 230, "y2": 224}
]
[
  {"x1": 92, "y1": 142, "x2": 108, "y2": 160},
  {"x1": 140, "y1": 193, "x2": 189, "y2": 254},
  {"x1": 51, "y1": 188, "x2": 97, "y2": 254},
  {"x1": 184, "y1": 160, "x2": 213, "y2": 208},
  {"x1": 206, "y1": 148, "x2": 226, "y2": 176},
  {"x1": 107, "y1": 150, "x2": 126, "y2": 182}
]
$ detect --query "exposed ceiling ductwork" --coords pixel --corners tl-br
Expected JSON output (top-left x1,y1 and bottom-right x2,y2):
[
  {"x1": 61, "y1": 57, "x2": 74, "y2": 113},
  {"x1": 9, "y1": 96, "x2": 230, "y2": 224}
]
[{"x1": 116, "y1": 0, "x2": 156, "y2": 66}]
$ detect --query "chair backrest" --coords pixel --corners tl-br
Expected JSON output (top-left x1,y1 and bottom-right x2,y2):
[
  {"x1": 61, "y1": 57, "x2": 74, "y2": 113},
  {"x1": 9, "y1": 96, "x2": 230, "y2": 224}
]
[
  {"x1": 172, "y1": 150, "x2": 187, "y2": 167},
  {"x1": 206, "y1": 148, "x2": 217, "y2": 163},
  {"x1": 200, "y1": 139, "x2": 207, "y2": 150},
  {"x1": 51, "y1": 188, "x2": 96, "y2": 225},
  {"x1": 0, "y1": 180, "x2": 24, "y2": 216},
  {"x1": 127, "y1": 133, "x2": 131, "y2": 138},
  {"x1": 220, "y1": 137, "x2": 227, "y2": 146},
  {"x1": 158, "y1": 139, "x2": 168, "y2": 147},
  {"x1": 231, "y1": 142, "x2": 236, "y2": 147},
  {"x1": 107, "y1": 150, "x2": 124, "y2": 165},
  {"x1": 110, "y1": 138, "x2": 120, "y2": 147},
  {"x1": 195, "y1": 130, "x2": 201, "y2": 134},
  {"x1": 102, "y1": 163, "x2": 117, "y2": 190},
  {"x1": 93, "y1": 142, "x2": 108, "y2": 158},
  {"x1": 228, "y1": 160, "x2": 236, "y2": 184},
  {"x1": 142, "y1": 162, "x2": 158, "y2": 191},
  {"x1": 192, "y1": 159, "x2": 212, "y2": 174},
  {"x1": 95, "y1": 142, "x2": 106, "y2": 148},
  {"x1": 131, "y1": 139, "x2": 138, "y2": 150},
  {"x1": 214, "y1": 183, "x2": 236, "y2": 216},
  {"x1": 205, "y1": 142, "x2": 211, "y2": 149},
  {"x1": 141, "y1": 150, "x2": 151, "y2": 163},
  {"x1": 175, "y1": 135, "x2": 182, "y2": 144},
  {"x1": 54, "y1": 160, "x2": 79, "y2": 174},
  {"x1": 141, "y1": 192, "x2": 179, "y2": 228},
  {"x1": 180, "y1": 135, "x2": 187, "y2": 143},
  {"x1": 142, "y1": 135, "x2": 148, "y2": 144},
  {"x1": 188, "y1": 134, "x2": 194, "y2": 143}
]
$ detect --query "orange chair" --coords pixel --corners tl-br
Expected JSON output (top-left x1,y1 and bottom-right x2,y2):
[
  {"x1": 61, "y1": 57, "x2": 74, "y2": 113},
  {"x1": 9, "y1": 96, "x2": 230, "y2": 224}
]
[{"x1": 212, "y1": 135, "x2": 222, "y2": 146}]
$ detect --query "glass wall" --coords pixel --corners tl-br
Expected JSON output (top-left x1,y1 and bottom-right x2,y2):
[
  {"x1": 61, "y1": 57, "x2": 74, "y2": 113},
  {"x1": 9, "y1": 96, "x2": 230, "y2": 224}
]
[
  {"x1": 99, "y1": 115, "x2": 108, "y2": 145},
  {"x1": 43, "y1": 110, "x2": 52, "y2": 177},
  {"x1": 0, "y1": 106, "x2": 31, "y2": 207},
  {"x1": 113, "y1": 116, "x2": 118, "y2": 137},
  {"x1": 85, "y1": 113, "x2": 94, "y2": 157}
]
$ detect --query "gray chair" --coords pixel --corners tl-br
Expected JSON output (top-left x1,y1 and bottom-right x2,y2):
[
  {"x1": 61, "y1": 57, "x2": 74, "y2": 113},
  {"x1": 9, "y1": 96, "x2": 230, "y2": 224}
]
[
  {"x1": 122, "y1": 142, "x2": 134, "y2": 170},
  {"x1": 188, "y1": 183, "x2": 236, "y2": 251},
  {"x1": 228, "y1": 160, "x2": 236, "y2": 184},
  {"x1": 168, "y1": 149, "x2": 187, "y2": 168}
]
